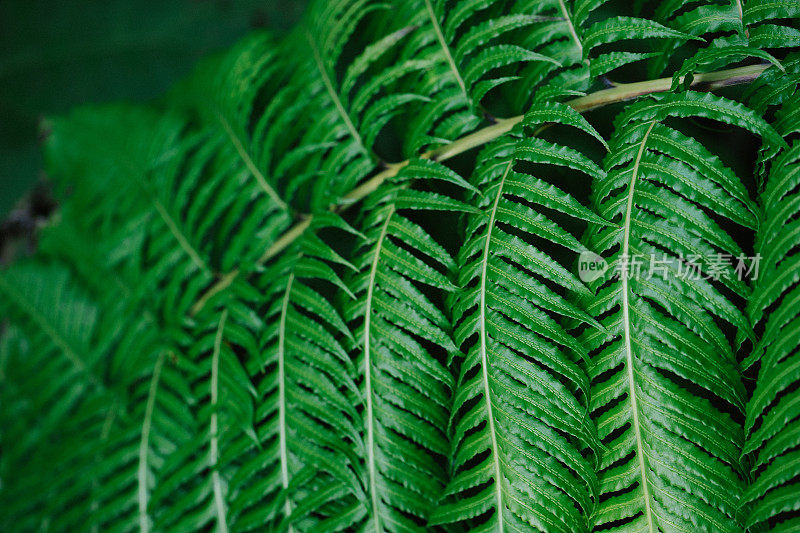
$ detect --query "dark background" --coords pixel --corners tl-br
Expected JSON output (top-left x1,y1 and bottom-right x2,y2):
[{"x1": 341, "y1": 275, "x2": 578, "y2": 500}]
[{"x1": 0, "y1": 0, "x2": 308, "y2": 218}]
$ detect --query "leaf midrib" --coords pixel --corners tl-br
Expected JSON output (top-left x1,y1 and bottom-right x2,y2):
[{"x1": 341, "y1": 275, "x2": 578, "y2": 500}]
[
  {"x1": 424, "y1": 0, "x2": 468, "y2": 100},
  {"x1": 0, "y1": 274, "x2": 89, "y2": 375},
  {"x1": 210, "y1": 310, "x2": 229, "y2": 533},
  {"x1": 620, "y1": 120, "x2": 656, "y2": 533},
  {"x1": 153, "y1": 199, "x2": 209, "y2": 274},
  {"x1": 307, "y1": 32, "x2": 366, "y2": 153},
  {"x1": 218, "y1": 114, "x2": 288, "y2": 210},
  {"x1": 557, "y1": 0, "x2": 583, "y2": 58},
  {"x1": 363, "y1": 206, "x2": 395, "y2": 531},
  {"x1": 478, "y1": 161, "x2": 513, "y2": 532},
  {"x1": 278, "y1": 274, "x2": 295, "y2": 532},
  {"x1": 138, "y1": 353, "x2": 165, "y2": 533}
]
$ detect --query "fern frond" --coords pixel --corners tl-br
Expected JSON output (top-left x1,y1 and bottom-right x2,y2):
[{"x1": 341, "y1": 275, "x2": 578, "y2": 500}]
[
  {"x1": 8, "y1": 207, "x2": 203, "y2": 533},
  {"x1": 144, "y1": 294, "x2": 262, "y2": 532},
  {"x1": 743, "y1": 91, "x2": 800, "y2": 531},
  {"x1": 744, "y1": 55, "x2": 800, "y2": 115},
  {"x1": 341, "y1": 165, "x2": 474, "y2": 531},
  {"x1": 744, "y1": 0, "x2": 800, "y2": 49},
  {"x1": 0, "y1": 262, "x2": 98, "y2": 378},
  {"x1": 0, "y1": 264, "x2": 143, "y2": 531},
  {"x1": 435, "y1": 103, "x2": 608, "y2": 531},
  {"x1": 581, "y1": 90, "x2": 782, "y2": 531},
  {"x1": 233, "y1": 220, "x2": 364, "y2": 531},
  {"x1": 397, "y1": 0, "x2": 561, "y2": 151},
  {"x1": 511, "y1": 2, "x2": 698, "y2": 101},
  {"x1": 174, "y1": 34, "x2": 288, "y2": 211}
]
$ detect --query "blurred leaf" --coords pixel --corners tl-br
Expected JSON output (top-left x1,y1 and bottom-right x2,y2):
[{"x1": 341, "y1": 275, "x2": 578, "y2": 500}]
[{"x1": 0, "y1": 0, "x2": 307, "y2": 216}]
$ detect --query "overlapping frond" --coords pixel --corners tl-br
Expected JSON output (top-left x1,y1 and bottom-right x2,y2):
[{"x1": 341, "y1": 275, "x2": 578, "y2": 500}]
[
  {"x1": 436, "y1": 104, "x2": 607, "y2": 531},
  {"x1": 396, "y1": 0, "x2": 560, "y2": 145},
  {"x1": 341, "y1": 165, "x2": 475, "y2": 531},
  {"x1": 507, "y1": 0, "x2": 699, "y2": 102},
  {"x1": 0, "y1": 263, "x2": 112, "y2": 531},
  {"x1": 227, "y1": 219, "x2": 364, "y2": 532},
  {"x1": 743, "y1": 0, "x2": 800, "y2": 50},
  {"x1": 580, "y1": 91, "x2": 783, "y2": 531},
  {"x1": 743, "y1": 89, "x2": 800, "y2": 532},
  {"x1": 655, "y1": 0, "x2": 799, "y2": 80},
  {"x1": 276, "y1": 0, "x2": 427, "y2": 208}
]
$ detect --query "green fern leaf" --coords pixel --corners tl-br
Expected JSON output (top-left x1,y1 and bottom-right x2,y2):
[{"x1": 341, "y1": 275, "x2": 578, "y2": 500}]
[
  {"x1": 581, "y1": 92, "x2": 783, "y2": 531},
  {"x1": 743, "y1": 93, "x2": 800, "y2": 531},
  {"x1": 436, "y1": 116, "x2": 605, "y2": 531}
]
